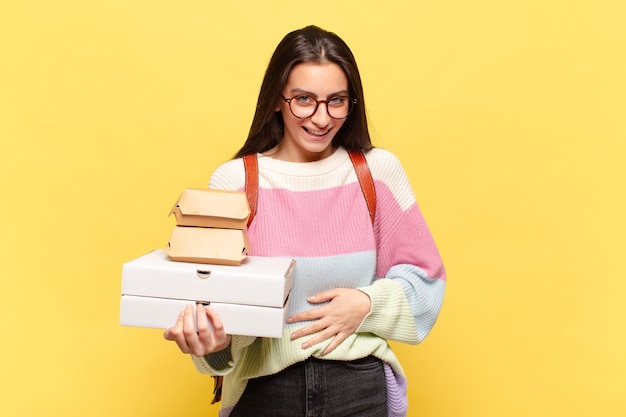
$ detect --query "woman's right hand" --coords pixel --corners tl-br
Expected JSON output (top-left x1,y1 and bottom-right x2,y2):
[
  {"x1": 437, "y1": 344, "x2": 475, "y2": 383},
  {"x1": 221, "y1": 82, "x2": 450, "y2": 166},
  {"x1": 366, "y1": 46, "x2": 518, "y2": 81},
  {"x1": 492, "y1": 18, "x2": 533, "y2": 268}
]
[{"x1": 163, "y1": 304, "x2": 231, "y2": 356}]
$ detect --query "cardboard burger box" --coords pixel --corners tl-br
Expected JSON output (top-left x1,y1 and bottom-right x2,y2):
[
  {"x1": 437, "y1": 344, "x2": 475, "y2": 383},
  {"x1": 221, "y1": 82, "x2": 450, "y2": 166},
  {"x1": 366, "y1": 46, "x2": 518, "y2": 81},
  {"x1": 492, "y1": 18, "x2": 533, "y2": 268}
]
[
  {"x1": 120, "y1": 249, "x2": 295, "y2": 338},
  {"x1": 167, "y1": 188, "x2": 251, "y2": 266},
  {"x1": 168, "y1": 226, "x2": 250, "y2": 266},
  {"x1": 169, "y1": 188, "x2": 250, "y2": 229}
]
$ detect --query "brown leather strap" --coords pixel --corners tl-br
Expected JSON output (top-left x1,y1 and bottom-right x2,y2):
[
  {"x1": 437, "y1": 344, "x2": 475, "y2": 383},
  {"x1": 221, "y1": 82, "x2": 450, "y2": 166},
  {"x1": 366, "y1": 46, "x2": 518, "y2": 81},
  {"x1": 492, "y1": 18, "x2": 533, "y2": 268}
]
[
  {"x1": 210, "y1": 375, "x2": 223, "y2": 404},
  {"x1": 242, "y1": 150, "x2": 376, "y2": 227},
  {"x1": 243, "y1": 154, "x2": 258, "y2": 228},
  {"x1": 348, "y1": 149, "x2": 376, "y2": 225}
]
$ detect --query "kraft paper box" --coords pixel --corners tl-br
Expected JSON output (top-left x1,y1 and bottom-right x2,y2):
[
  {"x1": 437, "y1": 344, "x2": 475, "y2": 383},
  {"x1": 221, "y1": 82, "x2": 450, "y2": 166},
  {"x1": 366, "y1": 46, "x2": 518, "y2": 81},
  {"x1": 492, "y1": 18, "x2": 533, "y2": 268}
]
[
  {"x1": 169, "y1": 188, "x2": 250, "y2": 229},
  {"x1": 167, "y1": 226, "x2": 249, "y2": 266},
  {"x1": 120, "y1": 249, "x2": 295, "y2": 338}
]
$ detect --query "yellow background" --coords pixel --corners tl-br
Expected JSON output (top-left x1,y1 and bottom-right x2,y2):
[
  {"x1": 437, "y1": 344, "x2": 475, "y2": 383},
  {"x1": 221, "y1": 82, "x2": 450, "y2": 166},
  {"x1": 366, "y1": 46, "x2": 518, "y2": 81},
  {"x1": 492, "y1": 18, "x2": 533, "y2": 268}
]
[{"x1": 1, "y1": 1, "x2": 624, "y2": 416}]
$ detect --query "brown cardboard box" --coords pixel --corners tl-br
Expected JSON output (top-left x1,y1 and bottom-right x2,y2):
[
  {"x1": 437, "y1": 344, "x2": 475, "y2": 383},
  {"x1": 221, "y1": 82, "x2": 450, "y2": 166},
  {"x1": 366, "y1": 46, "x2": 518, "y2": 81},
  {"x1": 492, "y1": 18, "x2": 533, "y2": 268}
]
[
  {"x1": 167, "y1": 226, "x2": 249, "y2": 266},
  {"x1": 169, "y1": 188, "x2": 250, "y2": 229}
]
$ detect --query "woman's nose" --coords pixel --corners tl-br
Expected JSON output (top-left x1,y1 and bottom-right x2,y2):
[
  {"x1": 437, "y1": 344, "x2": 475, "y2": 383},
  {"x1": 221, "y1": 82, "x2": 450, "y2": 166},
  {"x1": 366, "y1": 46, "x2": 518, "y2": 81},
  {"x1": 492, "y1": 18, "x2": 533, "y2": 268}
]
[{"x1": 310, "y1": 102, "x2": 331, "y2": 126}]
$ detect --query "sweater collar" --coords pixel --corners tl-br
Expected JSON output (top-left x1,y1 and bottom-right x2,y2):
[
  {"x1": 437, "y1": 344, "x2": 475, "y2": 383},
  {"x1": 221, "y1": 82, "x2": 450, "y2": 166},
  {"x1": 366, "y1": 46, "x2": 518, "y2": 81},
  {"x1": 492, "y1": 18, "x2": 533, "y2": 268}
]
[{"x1": 257, "y1": 147, "x2": 349, "y2": 177}]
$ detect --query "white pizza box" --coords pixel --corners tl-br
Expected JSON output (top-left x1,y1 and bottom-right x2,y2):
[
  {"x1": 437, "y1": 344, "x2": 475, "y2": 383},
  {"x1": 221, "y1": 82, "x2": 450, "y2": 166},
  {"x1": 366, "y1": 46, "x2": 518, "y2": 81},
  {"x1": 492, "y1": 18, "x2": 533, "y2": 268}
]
[
  {"x1": 119, "y1": 294, "x2": 289, "y2": 338},
  {"x1": 122, "y1": 249, "x2": 295, "y2": 308}
]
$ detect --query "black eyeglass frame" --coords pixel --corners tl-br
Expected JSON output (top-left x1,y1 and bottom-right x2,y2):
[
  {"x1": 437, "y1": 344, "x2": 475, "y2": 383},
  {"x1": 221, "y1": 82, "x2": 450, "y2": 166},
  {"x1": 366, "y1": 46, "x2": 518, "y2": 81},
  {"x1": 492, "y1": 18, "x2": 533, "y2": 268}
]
[{"x1": 281, "y1": 95, "x2": 358, "y2": 120}]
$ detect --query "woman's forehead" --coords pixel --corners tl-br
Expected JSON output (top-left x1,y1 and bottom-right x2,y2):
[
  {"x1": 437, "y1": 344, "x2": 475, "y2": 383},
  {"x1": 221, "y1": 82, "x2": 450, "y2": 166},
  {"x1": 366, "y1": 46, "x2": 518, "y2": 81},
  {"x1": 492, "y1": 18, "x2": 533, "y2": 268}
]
[{"x1": 285, "y1": 62, "x2": 348, "y2": 96}]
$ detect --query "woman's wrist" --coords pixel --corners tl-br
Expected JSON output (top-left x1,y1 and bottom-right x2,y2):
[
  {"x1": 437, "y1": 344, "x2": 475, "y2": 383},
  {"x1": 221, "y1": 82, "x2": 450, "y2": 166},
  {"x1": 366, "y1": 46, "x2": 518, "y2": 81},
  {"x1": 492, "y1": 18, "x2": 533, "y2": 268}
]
[{"x1": 203, "y1": 343, "x2": 233, "y2": 370}]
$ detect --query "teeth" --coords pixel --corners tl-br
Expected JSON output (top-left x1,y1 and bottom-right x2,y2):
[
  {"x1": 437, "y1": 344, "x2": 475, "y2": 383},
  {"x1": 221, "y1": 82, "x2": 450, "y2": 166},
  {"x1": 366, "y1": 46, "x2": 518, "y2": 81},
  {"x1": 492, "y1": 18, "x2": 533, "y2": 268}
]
[{"x1": 306, "y1": 128, "x2": 330, "y2": 136}]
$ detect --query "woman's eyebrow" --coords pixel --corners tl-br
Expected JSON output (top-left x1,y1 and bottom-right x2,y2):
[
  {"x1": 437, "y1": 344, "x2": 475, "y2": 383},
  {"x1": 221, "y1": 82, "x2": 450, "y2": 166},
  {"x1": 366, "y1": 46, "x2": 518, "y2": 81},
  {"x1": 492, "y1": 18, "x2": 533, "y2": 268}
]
[{"x1": 288, "y1": 88, "x2": 350, "y2": 97}]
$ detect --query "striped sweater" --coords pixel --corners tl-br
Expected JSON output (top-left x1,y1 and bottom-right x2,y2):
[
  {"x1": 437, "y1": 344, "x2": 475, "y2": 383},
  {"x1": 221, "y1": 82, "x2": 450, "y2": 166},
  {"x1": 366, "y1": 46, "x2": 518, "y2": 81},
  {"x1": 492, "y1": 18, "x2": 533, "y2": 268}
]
[{"x1": 192, "y1": 146, "x2": 446, "y2": 417}]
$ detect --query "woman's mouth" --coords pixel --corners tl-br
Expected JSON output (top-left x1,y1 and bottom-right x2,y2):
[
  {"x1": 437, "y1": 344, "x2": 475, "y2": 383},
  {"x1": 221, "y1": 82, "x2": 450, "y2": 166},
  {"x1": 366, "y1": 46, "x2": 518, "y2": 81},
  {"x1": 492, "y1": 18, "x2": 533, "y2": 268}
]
[{"x1": 303, "y1": 127, "x2": 331, "y2": 137}]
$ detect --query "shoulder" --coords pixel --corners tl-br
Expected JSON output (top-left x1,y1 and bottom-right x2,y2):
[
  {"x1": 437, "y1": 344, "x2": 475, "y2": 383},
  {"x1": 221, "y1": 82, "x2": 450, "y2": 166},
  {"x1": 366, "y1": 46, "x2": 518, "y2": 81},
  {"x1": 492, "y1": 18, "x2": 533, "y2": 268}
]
[
  {"x1": 208, "y1": 158, "x2": 246, "y2": 190},
  {"x1": 363, "y1": 148, "x2": 409, "y2": 185},
  {"x1": 363, "y1": 148, "x2": 416, "y2": 208}
]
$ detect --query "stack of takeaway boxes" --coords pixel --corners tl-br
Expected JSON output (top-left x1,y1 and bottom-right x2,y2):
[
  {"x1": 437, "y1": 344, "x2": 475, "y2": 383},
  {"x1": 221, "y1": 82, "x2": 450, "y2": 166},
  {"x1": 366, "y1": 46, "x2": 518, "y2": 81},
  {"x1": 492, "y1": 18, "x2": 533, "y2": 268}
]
[{"x1": 120, "y1": 189, "x2": 295, "y2": 338}]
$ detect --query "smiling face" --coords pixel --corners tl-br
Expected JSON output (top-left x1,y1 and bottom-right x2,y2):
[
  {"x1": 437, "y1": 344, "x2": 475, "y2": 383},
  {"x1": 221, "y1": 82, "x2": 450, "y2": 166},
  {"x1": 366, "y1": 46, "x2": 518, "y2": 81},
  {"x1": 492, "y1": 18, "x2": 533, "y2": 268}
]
[{"x1": 270, "y1": 62, "x2": 349, "y2": 162}]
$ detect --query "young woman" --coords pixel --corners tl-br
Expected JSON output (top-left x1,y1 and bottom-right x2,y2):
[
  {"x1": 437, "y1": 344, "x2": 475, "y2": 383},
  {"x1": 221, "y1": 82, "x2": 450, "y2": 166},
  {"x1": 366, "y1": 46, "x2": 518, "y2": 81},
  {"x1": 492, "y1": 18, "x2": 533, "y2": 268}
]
[{"x1": 164, "y1": 25, "x2": 446, "y2": 417}]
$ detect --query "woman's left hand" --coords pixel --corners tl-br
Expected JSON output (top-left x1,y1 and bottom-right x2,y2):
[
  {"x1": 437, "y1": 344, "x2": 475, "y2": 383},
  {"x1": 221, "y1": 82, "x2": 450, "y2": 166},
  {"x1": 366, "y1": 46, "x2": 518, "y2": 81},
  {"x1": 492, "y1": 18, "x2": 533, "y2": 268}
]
[{"x1": 286, "y1": 288, "x2": 371, "y2": 355}]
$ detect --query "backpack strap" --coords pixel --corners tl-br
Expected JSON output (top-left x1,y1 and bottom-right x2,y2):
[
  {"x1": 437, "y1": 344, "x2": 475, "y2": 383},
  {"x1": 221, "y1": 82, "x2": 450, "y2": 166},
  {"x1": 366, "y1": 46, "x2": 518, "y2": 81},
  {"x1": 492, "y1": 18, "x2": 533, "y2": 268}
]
[
  {"x1": 243, "y1": 150, "x2": 376, "y2": 227},
  {"x1": 243, "y1": 154, "x2": 259, "y2": 228},
  {"x1": 347, "y1": 149, "x2": 376, "y2": 225}
]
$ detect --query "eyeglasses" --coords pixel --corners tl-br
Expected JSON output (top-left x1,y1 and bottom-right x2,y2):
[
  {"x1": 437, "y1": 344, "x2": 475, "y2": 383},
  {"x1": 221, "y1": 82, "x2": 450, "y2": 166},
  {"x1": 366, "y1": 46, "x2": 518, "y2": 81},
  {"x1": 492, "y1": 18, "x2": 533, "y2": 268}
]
[{"x1": 281, "y1": 94, "x2": 357, "y2": 120}]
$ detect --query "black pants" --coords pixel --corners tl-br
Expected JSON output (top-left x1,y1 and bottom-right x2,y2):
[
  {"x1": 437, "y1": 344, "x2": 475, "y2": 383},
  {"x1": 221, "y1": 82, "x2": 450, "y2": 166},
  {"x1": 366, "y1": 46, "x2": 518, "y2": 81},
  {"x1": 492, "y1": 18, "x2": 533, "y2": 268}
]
[{"x1": 230, "y1": 356, "x2": 387, "y2": 417}]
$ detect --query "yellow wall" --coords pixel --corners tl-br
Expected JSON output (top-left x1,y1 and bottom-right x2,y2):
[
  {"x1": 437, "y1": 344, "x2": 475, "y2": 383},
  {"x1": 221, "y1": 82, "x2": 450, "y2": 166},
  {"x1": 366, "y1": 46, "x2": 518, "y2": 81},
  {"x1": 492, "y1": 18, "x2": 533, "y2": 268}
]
[{"x1": 1, "y1": 1, "x2": 624, "y2": 416}]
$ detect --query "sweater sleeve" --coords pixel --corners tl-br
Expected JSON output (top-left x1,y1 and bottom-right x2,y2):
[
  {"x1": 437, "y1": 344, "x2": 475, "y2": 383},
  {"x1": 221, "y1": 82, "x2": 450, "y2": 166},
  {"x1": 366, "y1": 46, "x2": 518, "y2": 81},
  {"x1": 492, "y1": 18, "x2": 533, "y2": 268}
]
[
  {"x1": 356, "y1": 149, "x2": 446, "y2": 344},
  {"x1": 191, "y1": 335, "x2": 256, "y2": 375}
]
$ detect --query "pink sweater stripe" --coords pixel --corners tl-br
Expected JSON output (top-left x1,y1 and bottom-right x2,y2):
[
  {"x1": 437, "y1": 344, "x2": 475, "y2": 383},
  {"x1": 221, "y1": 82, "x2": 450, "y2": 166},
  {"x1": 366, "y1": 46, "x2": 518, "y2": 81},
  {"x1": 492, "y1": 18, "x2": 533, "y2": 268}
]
[{"x1": 248, "y1": 182, "x2": 376, "y2": 257}]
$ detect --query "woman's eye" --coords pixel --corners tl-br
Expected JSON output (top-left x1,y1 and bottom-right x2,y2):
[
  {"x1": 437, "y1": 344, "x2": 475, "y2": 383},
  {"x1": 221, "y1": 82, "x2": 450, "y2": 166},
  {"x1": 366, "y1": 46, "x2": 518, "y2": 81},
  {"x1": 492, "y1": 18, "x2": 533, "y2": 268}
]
[
  {"x1": 294, "y1": 95, "x2": 314, "y2": 105},
  {"x1": 328, "y1": 96, "x2": 347, "y2": 106}
]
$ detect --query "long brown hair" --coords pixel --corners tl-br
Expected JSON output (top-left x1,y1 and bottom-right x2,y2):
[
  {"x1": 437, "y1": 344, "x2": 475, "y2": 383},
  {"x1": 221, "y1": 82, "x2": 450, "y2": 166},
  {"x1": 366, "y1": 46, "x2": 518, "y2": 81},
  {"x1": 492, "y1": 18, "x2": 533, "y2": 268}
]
[{"x1": 234, "y1": 25, "x2": 372, "y2": 158}]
